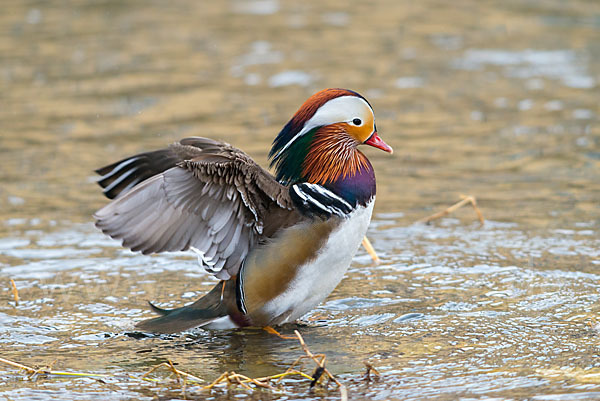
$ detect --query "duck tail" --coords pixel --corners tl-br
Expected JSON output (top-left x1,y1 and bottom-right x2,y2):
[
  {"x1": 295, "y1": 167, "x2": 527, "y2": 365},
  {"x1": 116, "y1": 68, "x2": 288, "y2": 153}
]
[{"x1": 135, "y1": 281, "x2": 231, "y2": 334}]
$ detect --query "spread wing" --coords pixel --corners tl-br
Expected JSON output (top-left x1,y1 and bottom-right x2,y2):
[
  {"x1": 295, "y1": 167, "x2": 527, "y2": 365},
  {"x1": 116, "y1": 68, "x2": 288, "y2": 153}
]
[
  {"x1": 96, "y1": 137, "x2": 219, "y2": 200},
  {"x1": 94, "y1": 137, "x2": 297, "y2": 280}
]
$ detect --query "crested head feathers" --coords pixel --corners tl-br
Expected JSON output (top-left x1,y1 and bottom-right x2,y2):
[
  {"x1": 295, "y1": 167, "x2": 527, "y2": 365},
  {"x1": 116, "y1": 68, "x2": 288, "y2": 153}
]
[
  {"x1": 268, "y1": 88, "x2": 392, "y2": 208},
  {"x1": 269, "y1": 89, "x2": 373, "y2": 162},
  {"x1": 269, "y1": 88, "x2": 376, "y2": 184}
]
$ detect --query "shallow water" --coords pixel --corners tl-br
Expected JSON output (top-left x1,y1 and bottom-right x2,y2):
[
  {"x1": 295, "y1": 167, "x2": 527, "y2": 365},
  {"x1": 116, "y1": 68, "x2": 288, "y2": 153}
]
[{"x1": 1, "y1": 0, "x2": 599, "y2": 399}]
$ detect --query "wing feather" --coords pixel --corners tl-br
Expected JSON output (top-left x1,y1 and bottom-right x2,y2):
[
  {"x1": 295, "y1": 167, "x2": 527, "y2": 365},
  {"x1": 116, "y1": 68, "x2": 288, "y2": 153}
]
[{"x1": 94, "y1": 137, "x2": 298, "y2": 278}]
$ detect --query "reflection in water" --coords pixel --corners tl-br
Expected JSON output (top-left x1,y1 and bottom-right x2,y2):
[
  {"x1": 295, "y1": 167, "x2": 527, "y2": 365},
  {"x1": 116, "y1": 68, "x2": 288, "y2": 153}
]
[{"x1": 1, "y1": 0, "x2": 599, "y2": 399}]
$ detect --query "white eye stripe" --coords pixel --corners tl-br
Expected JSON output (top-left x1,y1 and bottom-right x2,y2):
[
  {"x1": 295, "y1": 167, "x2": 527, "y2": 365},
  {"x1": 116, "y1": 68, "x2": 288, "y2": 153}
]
[{"x1": 274, "y1": 96, "x2": 373, "y2": 160}]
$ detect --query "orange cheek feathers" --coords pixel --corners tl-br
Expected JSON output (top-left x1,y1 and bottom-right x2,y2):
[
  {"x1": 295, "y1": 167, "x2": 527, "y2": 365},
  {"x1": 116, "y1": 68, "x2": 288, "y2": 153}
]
[{"x1": 344, "y1": 116, "x2": 375, "y2": 143}]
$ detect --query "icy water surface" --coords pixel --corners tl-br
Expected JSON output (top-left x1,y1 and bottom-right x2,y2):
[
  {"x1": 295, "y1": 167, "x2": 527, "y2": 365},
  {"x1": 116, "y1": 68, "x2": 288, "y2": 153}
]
[{"x1": 1, "y1": 0, "x2": 599, "y2": 400}]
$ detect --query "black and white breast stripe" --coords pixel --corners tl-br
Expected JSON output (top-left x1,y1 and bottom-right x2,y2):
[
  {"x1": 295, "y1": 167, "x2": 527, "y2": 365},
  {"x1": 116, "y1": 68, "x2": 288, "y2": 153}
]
[{"x1": 290, "y1": 183, "x2": 354, "y2": 218}]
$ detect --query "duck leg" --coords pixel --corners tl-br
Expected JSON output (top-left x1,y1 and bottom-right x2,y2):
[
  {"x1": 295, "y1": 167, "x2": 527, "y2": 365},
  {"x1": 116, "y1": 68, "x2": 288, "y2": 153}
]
[{"x1": 263, "y1": 326, "x2": 297, "y2": 339}]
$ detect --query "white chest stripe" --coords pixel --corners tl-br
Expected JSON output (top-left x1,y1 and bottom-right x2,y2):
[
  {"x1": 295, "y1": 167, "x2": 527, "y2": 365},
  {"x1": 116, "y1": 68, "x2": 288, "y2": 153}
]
[
  {"x1": 302, "y1": 183, "x2": 352, "y2": 209},
  {"x1": 292, "y1": 185, "x2": 333, "y2": 214},
  {"x1": 291, "y1": 183, "x2": 354, "y2": 217}
]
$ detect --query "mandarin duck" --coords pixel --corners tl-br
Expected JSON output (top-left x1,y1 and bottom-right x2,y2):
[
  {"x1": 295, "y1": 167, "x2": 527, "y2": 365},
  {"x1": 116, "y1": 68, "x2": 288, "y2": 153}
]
[{"x1": 94, "y1": 88, "x2": 392, "y2": 333}]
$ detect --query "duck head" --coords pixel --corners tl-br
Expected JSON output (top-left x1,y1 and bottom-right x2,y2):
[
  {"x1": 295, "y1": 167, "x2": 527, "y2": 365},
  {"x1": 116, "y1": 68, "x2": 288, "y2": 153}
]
[{"x1": 269, "y1": 88, "x2": 392, "y2": 186}]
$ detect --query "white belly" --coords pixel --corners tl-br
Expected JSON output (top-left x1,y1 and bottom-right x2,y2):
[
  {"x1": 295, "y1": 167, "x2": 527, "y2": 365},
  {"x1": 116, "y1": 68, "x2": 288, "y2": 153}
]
[{"x1": 262, "y1": 201, "x2": 374, "y2": 325}]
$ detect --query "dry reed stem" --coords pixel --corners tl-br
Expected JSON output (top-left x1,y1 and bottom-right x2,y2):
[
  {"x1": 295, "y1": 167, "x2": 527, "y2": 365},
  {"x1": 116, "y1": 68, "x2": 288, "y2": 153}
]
[
  {"x1": 278, "y1": 355, "x2": 314, "y2": 383},
  {"x1": 364, "y1": 362, "x2": 380, "y2": 381},
  {"x1": 10, "y1": 279, "x2": 19, "y2": 305},
  {"x1": 202, "y1": 330, "x2": 347, "y2": 399},
  {"x1": 29, "y1": 359, "x2": 58, "y2": 380},
  {"x1": 202, "y1": 369, "x2": 313, "y2": 391},
  {"x1": 419, "y1": 194, "x2": 485, "y2": 225},
  {"x1": 0, "y1": 357, "x2": 108, "y2": 379},
  {"x1": 141, "y1": 360, "x2": 204, "y2": 384},
  {"x1": 281, "y1": 356, "x2": 306, "y2": 377},
  {"x1": 168, "y1": 359, "x2": 186, "y2": 397},
  {"x1": 203, "y1": 371, "x2": 229, "y2": 390},
  {"x1": 0, "y1": 357, "x2": 37, "y2": 375},
  {"x1": 229, "y1": 373, "x2": 271, "y2": 390},
  {"x1": 361, "y1": 237, "x2": 380, "y2": 264},
  {"x1": 293, "y1": 330, "x2": 348, "y2": 400},
  {"x1": 265, "y1": 369, "x2": 314, "y2": 382},
  {"x1": 1, "y1": 330, "x2": 358, "y2": 401}
]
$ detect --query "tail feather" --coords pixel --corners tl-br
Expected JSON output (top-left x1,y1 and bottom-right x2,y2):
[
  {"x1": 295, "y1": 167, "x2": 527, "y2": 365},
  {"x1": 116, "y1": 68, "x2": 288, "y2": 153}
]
[
  {"x1": 147, "y1": 301, "x2": 171, "y2": 316},
  {"x1": 135, "y1": 281, "x2": 232, "y2": 334},
  {"x1": 135, "y1": 304, "x2": 225, "y2": 334}
]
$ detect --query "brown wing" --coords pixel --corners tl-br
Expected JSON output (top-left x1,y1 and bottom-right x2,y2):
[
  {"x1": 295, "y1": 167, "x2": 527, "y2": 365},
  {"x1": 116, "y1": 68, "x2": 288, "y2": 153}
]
[
  {"x1": 94, "y1": 137, "x2": 297, "y2": 280},
  {"x1": 96, "y1": 137, "x2": 229, "y2": 199}
]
